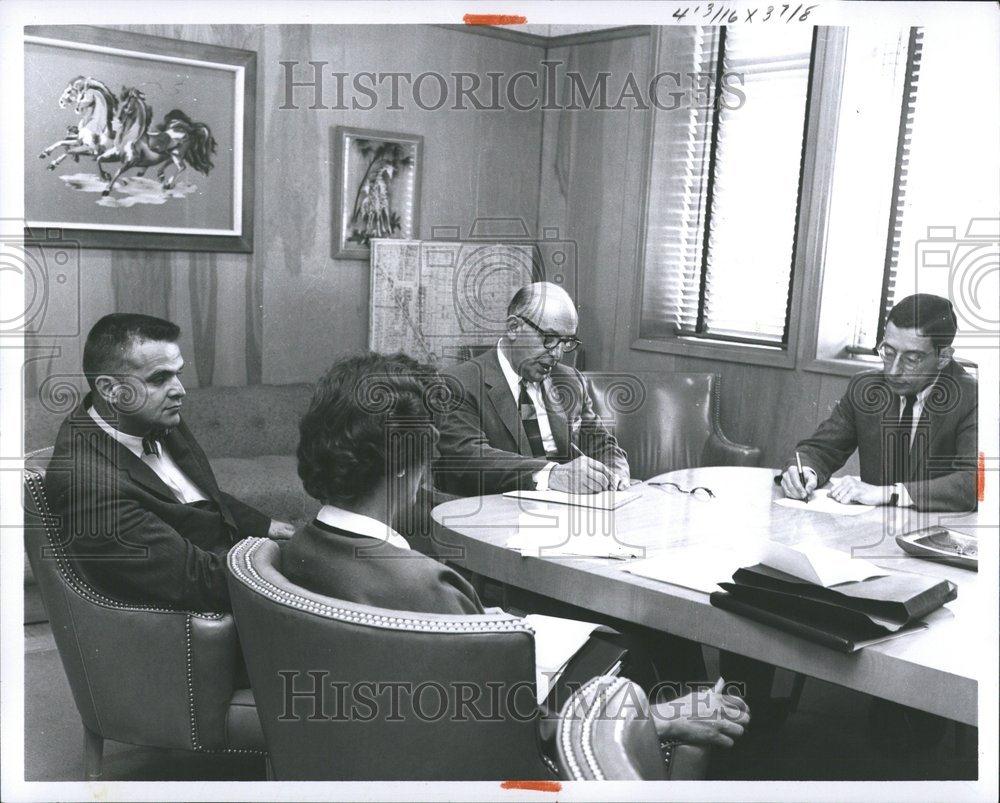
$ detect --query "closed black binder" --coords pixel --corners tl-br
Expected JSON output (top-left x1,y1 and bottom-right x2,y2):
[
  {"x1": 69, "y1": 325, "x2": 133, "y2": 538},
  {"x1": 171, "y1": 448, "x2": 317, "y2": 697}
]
[{"x1": 709, "y1": 563, "x2": 955, "y2": 653}]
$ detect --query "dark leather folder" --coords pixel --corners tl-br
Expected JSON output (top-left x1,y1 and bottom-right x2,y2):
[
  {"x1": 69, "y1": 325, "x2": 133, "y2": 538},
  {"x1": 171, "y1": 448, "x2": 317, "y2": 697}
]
[{"x1": 710, "y1": 564, "x2": 956, "y2": 653}]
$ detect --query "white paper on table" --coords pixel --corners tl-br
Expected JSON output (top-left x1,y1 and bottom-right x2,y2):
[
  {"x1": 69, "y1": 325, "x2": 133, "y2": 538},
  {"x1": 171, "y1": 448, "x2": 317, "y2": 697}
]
[
  {"x1": 503, "y1": 488, "x2": 640, "y2": 510},
  {"x1": 622, "y1": 544, "x2": 764, "y2": 593},
  {"x1": 761, "y1": 541, "x2": 887, "y2": 587},
  {"x1": 773, "y1": 488, "x2": 875, "y2": 516},
  {"x1": 506, "y1": 530, "x2": 641, "y2": 559},
  {"x1": 524, "y1": 614, "x2": 600, "y2": 704}
]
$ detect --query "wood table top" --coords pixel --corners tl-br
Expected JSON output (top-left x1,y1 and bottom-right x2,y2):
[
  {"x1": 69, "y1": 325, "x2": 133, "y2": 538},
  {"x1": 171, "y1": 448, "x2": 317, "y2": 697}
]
[{"x1": 431, "y1": 466, "x2": 983, "y2": 725}]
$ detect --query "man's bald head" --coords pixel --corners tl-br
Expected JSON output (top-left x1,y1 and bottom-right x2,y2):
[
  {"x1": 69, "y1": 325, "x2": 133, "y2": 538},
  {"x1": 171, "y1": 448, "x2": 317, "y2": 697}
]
[
  {"x1": 503, "y1": 282, "x2": 579, "y2": 382},
  {"x1": 507, "y1": 282, "x2": 577, "y2": 332}
]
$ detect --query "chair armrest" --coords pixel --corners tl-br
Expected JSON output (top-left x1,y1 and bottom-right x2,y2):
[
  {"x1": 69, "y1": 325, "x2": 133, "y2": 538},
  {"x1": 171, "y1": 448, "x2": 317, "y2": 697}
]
[
  {"x1": 187, "y1": 612, "x2": 245, "y2": 750},
  {"x1": 663, "y1": 742, "x2": 711, "y2": 780},
  {"x1": 702, "y1": 431, "x2": 762, "y2": 467}
]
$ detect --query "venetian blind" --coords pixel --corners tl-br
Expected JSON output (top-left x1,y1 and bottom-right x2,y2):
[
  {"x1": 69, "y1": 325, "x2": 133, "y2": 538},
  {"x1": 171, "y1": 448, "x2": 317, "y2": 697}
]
[
  {"x1": 874, "y1": 28, "x2": 925, "y2": 344},
  {"x1": 639, "y1": 27, "x2": 814, "y2": 346}
]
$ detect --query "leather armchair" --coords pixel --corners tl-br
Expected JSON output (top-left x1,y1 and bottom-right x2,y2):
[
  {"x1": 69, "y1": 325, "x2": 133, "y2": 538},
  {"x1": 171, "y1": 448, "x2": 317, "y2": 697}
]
[
  {"x1": 226, "y1": 537, "x2": 556, "y2": 781},
  {"x1": 555, "y1": 676, "x2": 710, "y2": 780},
  {"x1": 23, "y1": 448, "x2": 265, "y2": 780},
  {"x1": 587, "y1": 372, "x2": 762, "y2": 480}
]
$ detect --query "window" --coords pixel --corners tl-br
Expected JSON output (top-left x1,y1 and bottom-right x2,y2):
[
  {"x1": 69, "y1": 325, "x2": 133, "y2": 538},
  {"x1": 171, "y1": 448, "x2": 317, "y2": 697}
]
[
  {"x1": 817, "y1": 28, "x2": 923, "y2": 358},
  {"x1": 638, "y1": 26, "x2": 815, "y2": 349}
]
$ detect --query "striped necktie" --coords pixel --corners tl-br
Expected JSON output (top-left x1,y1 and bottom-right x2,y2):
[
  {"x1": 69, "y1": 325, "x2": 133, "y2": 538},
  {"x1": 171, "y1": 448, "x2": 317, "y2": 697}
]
[
  {"x1": 518, "y1": 379, "x2": 547, "y2": 459},
  {"x1": 888, "y1": 394, "x2": 917, "y2": 484}
]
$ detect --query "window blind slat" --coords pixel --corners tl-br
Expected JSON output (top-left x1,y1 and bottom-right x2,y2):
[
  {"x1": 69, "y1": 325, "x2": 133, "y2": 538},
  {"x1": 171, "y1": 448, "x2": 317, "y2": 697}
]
[{"x1": 639, "y1": 26, "x2": 814, "y2": 345}]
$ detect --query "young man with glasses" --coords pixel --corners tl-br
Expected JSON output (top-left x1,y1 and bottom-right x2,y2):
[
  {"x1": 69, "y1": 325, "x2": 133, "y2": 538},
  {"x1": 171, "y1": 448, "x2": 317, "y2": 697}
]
[
  {"x1": 780, "y1": 293, "x2": 978, "y2": 511},
  {"x1": 435, "y1": 281, "x2": 630, "y2": 497}
]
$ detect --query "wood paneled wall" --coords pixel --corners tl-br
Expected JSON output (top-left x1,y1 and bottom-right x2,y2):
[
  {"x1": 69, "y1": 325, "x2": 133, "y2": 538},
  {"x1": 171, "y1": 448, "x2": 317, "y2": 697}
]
[
  {"x1": 536, "y1": 31, "x2": 860, "y2": 471},
  {"x1": 25, "y1": 25, "x2": 544, "y2": 395}
]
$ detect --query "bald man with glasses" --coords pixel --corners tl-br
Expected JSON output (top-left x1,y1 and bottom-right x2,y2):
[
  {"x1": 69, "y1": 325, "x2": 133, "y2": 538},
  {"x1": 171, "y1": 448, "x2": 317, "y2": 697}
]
[
  {"x1": 781, "y1": 293, "x2": 978, "y2": 512},
  {"x1": 435, "y1": 282, "x2": 630, "y2": 497}
]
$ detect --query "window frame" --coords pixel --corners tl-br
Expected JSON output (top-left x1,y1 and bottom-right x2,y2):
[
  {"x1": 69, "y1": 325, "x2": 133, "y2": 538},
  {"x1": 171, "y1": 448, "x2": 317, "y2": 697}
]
[{"x1": 632, "y1": 26, "x2": 838, "y2": 369}]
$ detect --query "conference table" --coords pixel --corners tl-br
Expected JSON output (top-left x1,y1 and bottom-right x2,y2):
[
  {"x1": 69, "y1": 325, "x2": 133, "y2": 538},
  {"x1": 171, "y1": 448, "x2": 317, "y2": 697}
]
[{"x1": 431, "y1": 466, "x2": 981, "y2": 727}]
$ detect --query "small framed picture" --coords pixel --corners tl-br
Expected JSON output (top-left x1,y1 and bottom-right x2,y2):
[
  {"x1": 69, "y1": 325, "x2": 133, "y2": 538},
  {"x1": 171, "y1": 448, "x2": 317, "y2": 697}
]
[
  {"x1": 332, "y1": 126, "x2": 422, "y2": 260},
  {"x1": 25, "y1": 25, "x2": 256, "y2": 252}
]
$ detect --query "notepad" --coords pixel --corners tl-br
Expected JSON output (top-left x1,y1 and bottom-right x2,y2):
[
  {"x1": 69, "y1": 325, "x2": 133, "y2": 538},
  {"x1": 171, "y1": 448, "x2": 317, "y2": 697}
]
[
  {"x1": 761, "y1": 541, "x2": 887, "y2": 588},
  {"x1": 524, "y1": 615, "x2": 601, "y2": 704},
  {"x1": 773, "y1": 488, "x2": 874, "y2": 516},
  {"x1": 503, "y1": 488, "x2": 640, "y2": 510}
]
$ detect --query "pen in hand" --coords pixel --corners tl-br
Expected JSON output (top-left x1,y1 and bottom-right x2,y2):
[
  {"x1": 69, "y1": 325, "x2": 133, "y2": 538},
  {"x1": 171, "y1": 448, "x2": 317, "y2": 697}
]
[
  {"x1": 795, "y1": 451, "x2": 811, "y2": 503},
  {"x1": 570, "y1": 443, "x2": 624, "y2": 490}
]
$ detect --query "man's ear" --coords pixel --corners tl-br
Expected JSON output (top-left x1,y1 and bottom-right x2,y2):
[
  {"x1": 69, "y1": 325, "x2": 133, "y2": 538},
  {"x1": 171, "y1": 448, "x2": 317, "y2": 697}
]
[
  {"x1": 504, "y1": 315, "x2": 521, "y2": 341},
  {"x1": 93, "y1": 374, "x2": 120, "y2": 404},
  {"x1": 936, "y1": 346, "x2": 954, "y2": 368}
]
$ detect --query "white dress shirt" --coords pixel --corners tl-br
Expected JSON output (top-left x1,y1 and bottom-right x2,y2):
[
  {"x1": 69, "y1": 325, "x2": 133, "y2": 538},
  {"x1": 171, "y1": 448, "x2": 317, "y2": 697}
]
[
  {"x1": 315, "y1": 504, "x2": 411, "y2": 550},
  {"x1": 88, "y1": 406, "x2": 209, "y2": 504},
  {"x1": 496, "y1": 342, "x2": 557, "y2": 490}
]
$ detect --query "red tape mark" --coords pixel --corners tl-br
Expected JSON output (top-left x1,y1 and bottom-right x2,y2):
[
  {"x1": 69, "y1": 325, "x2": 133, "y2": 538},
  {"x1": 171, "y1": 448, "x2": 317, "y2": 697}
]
[
  {"x1": 500, "y1": 780, "x2": 562, "y2": 792},
  {"x1": 978, "y1": 451, "x2": 985, "y2": 501},
  {"x1": 464, "y1": 14, "x2": 528, "y2": 26}
]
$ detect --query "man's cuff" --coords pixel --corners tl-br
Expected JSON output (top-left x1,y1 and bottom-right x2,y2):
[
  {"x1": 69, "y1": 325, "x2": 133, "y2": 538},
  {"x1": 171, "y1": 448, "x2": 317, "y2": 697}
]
[
  {"x1": 533, "y1": 462, "x2": 557, "y2": 491},
  {"x1": 895, "y1": 482, "x2": 914, "y2": 507}
]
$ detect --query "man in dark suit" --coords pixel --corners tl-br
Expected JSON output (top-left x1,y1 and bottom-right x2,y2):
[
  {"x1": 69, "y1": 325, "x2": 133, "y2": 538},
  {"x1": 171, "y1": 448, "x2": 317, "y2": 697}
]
[
  {"x1": 45, "y1": 313, "x2": 295, "y2": 612},
  {"x1": 435, "y1": 282, "x2": 630, "y2": 497},
  {"x1": 781, "y1": 294, "x2": 977, "y2": 511}
]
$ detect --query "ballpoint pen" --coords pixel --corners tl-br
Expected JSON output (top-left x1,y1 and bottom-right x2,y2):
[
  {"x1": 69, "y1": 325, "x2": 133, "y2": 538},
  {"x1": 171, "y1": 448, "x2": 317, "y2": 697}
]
[{"x1": 795, "y1": 450, "x2": 811, "y2": 503}]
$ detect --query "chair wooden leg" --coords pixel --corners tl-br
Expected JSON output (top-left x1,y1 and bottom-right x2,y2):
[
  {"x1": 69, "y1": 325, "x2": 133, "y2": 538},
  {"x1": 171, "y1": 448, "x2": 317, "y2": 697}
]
[
  {"x1": 83, "y1": 725, "x2": 103, "y2": 780},
  {"x1": 788, "y1": 672, "x2": 808, "y2": 712},
  {"x1": 265, "y1": 755, "x2": 275, "y2": 781}
]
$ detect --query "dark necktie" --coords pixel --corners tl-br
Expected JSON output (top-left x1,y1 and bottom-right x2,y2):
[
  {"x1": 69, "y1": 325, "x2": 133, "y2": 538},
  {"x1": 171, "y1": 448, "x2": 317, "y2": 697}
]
[
  {"x1": 519, "y1": 379, "x2": 547, "y2": 458},
  {"x1": 889, "y1": 394, "x2": 917, "y2": 484},
  {"x1": 141, "y1": 432, "x2": 162, "y2": 457}
]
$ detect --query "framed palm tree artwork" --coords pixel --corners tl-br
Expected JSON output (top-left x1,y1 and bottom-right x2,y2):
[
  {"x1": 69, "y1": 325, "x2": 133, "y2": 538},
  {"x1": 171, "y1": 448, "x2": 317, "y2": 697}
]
[{"x1": 331, "y1": 126, "x2": 422, "y2": 260}]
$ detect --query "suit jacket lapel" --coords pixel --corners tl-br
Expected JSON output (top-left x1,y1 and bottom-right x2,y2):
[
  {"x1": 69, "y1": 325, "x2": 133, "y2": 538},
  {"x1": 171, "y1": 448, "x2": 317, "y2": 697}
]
[
  {"x1": 86, "y1": 421, "x2": 179, "y2": 502},
  {"x1": 483, "y1": 351, "x2": 524, "y2": 448}
]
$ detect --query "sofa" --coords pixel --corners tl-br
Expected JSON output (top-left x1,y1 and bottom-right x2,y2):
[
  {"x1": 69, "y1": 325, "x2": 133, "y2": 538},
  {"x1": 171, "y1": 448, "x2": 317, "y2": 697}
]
[{"x1": 23, "y1": 382, "x2": 320, "y2": 623}]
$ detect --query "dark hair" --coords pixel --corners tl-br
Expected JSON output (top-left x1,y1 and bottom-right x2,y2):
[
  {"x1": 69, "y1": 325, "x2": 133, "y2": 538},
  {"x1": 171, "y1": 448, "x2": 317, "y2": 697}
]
[
  {"x1": 886, "y1": 294, "x2": 958, "y2": 349},
  {"x1": 297, "y1": 353, "x2": 440, "y2": 506},
  {"x1": 82, "y1": 313, "x2": 181, "y2": 391}
]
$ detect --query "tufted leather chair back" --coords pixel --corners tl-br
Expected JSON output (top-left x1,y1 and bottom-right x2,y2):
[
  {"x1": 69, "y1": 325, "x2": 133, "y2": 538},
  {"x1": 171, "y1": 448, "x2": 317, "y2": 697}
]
[
  {"x1": 555, "y1": 676, "x2": 667, "y2": 780},
  {"x1": 587, "y1": 372, "x2": 761, "y2": 480},
  {"x1": 227, "y1": 537, "x2": 553, "y2": 780}
]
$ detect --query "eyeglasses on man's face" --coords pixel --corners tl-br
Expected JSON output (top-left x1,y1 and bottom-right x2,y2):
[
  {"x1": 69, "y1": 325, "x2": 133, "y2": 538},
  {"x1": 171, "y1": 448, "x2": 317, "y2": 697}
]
[
  {"x1": 517, "y1": 315, "x2": 582, "y2": 353},
  {"x1": 875, "y1": 342, "x2": 936, "y2": 371}
]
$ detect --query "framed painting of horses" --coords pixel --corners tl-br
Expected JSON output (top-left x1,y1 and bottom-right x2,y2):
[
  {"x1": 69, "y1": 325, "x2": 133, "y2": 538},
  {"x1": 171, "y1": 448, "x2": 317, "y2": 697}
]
[
  {"x1": 331, "y1": 126, "x2": 423, "y2": 260},
  {"x1": 24, "y1": 26, "x2": 255, "y2": 252}
]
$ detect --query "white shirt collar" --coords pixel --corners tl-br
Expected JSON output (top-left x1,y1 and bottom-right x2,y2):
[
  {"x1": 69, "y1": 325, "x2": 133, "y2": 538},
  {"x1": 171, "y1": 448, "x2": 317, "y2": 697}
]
[
  {"x1": 315, "y1": 504, "x2": 410, "y2": 550},
  {"x1": 87, "y1": 405, "x2": 145, "y2": 458},
  {"x1": 496, "y1": 340, "x2": 524, "y2": 398}
]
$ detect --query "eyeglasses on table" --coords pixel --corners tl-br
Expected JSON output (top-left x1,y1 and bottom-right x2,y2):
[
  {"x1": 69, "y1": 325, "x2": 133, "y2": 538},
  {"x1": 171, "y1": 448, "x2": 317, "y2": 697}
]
[{"x1": 647, "y1": 480, "x2": 715, "y2": 499}]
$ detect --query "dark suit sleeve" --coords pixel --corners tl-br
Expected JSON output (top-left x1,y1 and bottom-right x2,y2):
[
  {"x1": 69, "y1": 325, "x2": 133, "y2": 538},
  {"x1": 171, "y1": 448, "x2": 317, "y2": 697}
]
[
  {"x1": 904, "y1": 396, "x2": 978, "y2": 512},
  {"x1": 49, "y1": 473, "x2": 232, "y2": 611},
  {"x1": 218, "y1": 491, "x2": 272, "y2": 537},
  {"x1": 575, "y1": 370, "x2": 630, "y2": 477},
  {"x1": 434, "y1": 374, "x2": 551, "y2": 495},
  {"x1": 792, "y1": 378, "x2": 861, "y2": 487}
]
